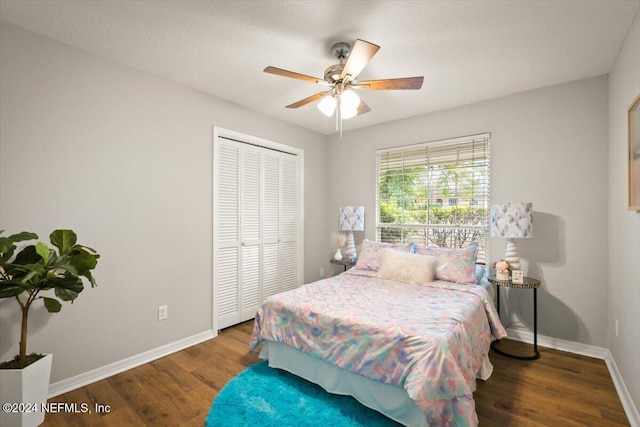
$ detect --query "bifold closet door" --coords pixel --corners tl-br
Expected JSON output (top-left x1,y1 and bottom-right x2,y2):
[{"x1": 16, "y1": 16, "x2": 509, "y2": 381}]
[{"x1": 215, "y1": 135, "x2": 301, "y2": 330}]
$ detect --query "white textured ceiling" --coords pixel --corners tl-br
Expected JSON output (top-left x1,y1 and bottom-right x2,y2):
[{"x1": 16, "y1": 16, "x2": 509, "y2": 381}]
[{"x1": 1, "y1": 0, "x2": 638, "y2": 135}]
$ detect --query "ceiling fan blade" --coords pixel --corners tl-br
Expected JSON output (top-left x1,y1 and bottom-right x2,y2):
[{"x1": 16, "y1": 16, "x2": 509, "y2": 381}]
[
  {"x1": 340, "y1": 39, "x2": 380, "y2": 84},
  {"x1": 357, "y1": 100, "x2": 371, "y2": 116},
  {"x1": 264, "y1": 66, "x2": 328, "y2": 85},
  {"x1": 355, "y1": 77, "x2": 424, "y2": 90},
  {"x1": 286, "y1": 90, "x2": 334, "y2": 109}
]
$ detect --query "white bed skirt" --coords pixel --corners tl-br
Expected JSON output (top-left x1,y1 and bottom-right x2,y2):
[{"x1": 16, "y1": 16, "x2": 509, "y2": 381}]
[{"x1": 259, "y1": 341, "x2": 494, "y2": 427}]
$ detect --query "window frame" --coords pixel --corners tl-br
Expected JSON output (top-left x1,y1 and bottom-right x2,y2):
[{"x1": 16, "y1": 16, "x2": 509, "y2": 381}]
[{"x1": 375, "y1": 133, "x2": 490, "y2": 263}]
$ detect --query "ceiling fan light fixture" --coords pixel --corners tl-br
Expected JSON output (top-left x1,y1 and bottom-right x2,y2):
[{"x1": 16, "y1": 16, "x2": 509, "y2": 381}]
[
  {"x1": 340, "y1": 106, "x2": 358, "y2": 120},
  {"x1": 317, "y1": 95, "x2": 337, "y2": 117},
  {"x1": 341, "y1": 89, "x2": 360, "y2": 110}
]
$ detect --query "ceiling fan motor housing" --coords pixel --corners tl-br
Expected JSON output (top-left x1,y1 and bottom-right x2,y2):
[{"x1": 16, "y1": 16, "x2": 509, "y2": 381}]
[{"x1": 325, "y1": 42, "x2": 351, "y2": 83}]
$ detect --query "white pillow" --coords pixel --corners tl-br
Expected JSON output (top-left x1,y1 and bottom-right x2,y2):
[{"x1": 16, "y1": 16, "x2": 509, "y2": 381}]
[{"x1": 378, "y1": 249, "x2": 436, "y2": 285}]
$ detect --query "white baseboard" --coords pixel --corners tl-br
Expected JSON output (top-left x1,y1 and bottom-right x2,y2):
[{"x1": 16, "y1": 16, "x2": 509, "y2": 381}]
[
  {"x1": 604, "y1": 351, "x2": 640, "y2": 427},
  {"x1": 506, "y1": 327, "x2": 639, "y2": 427},
  {"x1": 48, "y1": 329, "x2": 216, "y2": 398},
  {"x1": 505, "y1": 327, "x2": 609, "y2": 359}
]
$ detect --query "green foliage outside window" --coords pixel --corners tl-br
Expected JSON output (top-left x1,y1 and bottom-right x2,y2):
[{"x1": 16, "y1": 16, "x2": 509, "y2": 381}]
[{"x1": 378, "y1": 158, "x2": 488, "y2": 254}]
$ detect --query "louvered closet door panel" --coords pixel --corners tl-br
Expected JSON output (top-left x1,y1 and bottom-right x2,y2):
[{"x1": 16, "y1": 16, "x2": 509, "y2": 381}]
[
  {"x1": 280, "y1": 155, "x2": 298, "y2": 292},
  {"x1": 263, "y1": 153, "x2": 280, "y2": 242},
  {"x1": 242, "y1": 147, "x2": 261, "y2": 243},
  {"x1": 240, "y1": 146, "x2": 261, "y2": 321},
  {"x1": 281, "y1": 156, "x2": 298, "y2": 241},
  {"x1": 262, "y1": 152, "x2": 280, "y2": 300},
  {"x1": 240, "y1": 244, "x2": 260, "y2": 321},
  {"x1": 217, "y1": 246, "x2": 239, "y2": 329},
  {"x1": 280, "y1": 240, "x2": 297, "y2": 292},
  {"x1": 217, "y1": 144, "x2": 240, "y2": 244},
  {"x1": 262, "y1": 243, "x2": 280, "y2": 299},
  {"x1": 216, "y1": 141, "x2": 241, "y2": 329}
]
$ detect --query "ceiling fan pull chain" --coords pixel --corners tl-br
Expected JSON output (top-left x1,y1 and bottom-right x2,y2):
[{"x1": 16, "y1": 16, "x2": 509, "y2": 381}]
[{"x1": 337, "y1": 100, "x2": 342, "y2": 136}]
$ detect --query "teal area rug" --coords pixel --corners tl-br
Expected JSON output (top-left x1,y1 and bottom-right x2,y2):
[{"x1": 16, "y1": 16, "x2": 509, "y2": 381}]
[{"x1": 205, "y1": 361, "x2": 400, "y2": 426}]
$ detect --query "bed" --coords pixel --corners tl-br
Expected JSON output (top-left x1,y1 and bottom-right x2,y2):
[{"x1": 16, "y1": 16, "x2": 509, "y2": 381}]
[{"x1": 250, "y1": 240, "x2": 507, "y2": 427}]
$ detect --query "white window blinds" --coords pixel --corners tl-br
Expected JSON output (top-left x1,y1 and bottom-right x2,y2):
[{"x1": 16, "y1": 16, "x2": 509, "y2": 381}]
[{"x1": 376, "y1": 134, "x2": 490, "y2": 263}]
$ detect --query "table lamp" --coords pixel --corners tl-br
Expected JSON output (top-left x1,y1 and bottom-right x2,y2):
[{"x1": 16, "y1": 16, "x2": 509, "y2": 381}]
[
  {"x1": 490, "y1": 202, "x2": 533, "y2": 270},
  {"x1": 339, "y1": 206, "x2": 364, "y2": 261}
]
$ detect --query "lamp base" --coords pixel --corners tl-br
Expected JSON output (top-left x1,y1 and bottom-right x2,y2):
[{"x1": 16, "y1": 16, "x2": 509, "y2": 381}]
[
  {"x1": 504, "y1": 238, "x2": 521, "y2": 270},
  {"x1": 345, "y1": 231, "x2": 357, "y2": 261}
]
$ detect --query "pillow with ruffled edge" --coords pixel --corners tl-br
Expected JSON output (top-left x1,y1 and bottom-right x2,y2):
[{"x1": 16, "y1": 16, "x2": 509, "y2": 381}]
[
  {"x1": 378, "y1": 249, "x2": 436, "y2": 285},
  {"x1": 411, "y1": 243, "x2": 479, "y2": 284},
  {"x1": 354, "y1": 239, "x2": 413, "y2": 272}
]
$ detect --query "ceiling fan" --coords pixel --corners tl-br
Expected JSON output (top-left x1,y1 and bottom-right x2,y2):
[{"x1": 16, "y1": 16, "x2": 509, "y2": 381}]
[{"x1": 264, "y1": 39, "x2": 424, "y2": 134}]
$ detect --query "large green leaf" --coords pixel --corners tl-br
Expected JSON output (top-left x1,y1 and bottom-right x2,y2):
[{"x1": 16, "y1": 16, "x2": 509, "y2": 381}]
[
  {"x1": 35, "y1": 243, "x2": 50, "y2": 265},
  {"x1": 67, "y1": 248, "x2": 98, "y2": 274},
  {"x1": 0, "y1": 246, "x2": 15, "y2": 265},
  {"x1": 0, "y1": 232, "x2": 38, "y2": 256},
  {"x1": 8, "y1": 232, "x2": 38, "y2": 242},
  {"x1": 50, "y1": 275, "x2": 84, "y2": 301},
  {"x1": 53, "y1": 261, "x2": 79, "y2": 277},
  {"x1": 50, "y1": 230, "x2": 77, "y2": 256},
  {"x1": 0, "y1": 281, "x2": 25, "y2": 298},
  {"x1": 42, "y1": 297, "x2": 62, "y2": 313},
  {"x1": 10, "y1": 263, "x2": 45, "y2": 275},
  {"x1": 0, "y1": 237, "x2": 13, "y2": 254},
  {"x1": 13, "y1": 246, "x2": 42, "y2": 265}
]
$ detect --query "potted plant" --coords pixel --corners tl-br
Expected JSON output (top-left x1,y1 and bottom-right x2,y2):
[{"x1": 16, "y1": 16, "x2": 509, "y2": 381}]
[{"x1": 0, "y1": 229, "x2": 99, "y2": 427}]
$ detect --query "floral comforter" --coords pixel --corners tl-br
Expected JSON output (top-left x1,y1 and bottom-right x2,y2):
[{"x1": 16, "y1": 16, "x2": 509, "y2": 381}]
[{"x1": 249, "y1": 270, "x2": 506, "y2": 426}]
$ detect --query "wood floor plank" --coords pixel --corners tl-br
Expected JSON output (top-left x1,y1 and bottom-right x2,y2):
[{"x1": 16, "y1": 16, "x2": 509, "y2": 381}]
[{"x1": 42, "y1": 324, "x2": 630, "y2": 426}]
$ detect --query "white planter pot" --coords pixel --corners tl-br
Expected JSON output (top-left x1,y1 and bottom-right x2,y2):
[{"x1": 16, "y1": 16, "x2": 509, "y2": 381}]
[{"x1": 0, "y1": 354, "x2": 52, "y2": 427}]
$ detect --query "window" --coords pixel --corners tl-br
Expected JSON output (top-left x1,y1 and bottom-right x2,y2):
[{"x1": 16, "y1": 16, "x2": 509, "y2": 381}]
[{"x1": 376, "y1": 134, "x2": 490, "y2": 263}]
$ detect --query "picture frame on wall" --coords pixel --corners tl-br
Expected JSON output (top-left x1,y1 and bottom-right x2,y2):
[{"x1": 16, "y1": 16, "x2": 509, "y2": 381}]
[{"x1": 629, "y1": 94, "x2": 640, "y2": 211}]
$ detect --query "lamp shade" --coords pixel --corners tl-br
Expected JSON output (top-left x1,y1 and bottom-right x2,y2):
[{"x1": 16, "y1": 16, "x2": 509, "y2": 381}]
[
  {"x1": 339, "y1": 206, "x2": 364, "y2": 231},
  {"x1": 490, "y1": 203, "x2": 533, "y2": 238},
  {"x1": 317, "y1": 95, "x2": 337, "y2": 117}
]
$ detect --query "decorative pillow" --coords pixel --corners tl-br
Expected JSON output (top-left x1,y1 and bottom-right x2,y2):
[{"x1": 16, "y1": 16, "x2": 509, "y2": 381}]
[
  {"x1": 378, "y1": 249, "x2": 436, "y2": 285},
  {"x1": 411, "y1": 243, "x2": 479, "y2": 284},
  {"x1": 354, "y1": 239, "x2": 413, "y2": 272}
]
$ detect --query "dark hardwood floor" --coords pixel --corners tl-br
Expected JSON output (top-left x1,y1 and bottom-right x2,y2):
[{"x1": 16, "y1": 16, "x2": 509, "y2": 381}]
[{"x1": 43, "y1": 321, "x2": 630, "y2": 426}]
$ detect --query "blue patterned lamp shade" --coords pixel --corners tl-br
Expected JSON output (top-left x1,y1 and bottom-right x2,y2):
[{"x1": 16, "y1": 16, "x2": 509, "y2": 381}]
[
  {"x1": 490, "y1": 203, "x2": 533, "y2": 238},
  {"x1": 339, "y1": 206, "x2": 365, "y2": 231}
]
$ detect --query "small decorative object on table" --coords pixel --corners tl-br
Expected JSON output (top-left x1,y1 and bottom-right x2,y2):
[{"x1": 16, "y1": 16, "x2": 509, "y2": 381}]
[
  {"x1": 330, "y1": 232, "x2": 347, "y2": 261},
  {"x1": 494, "y1": 260, "x2": 510, "y2": 281},
  {"x1": 511, "y1": 269, "x2": 524, "y2": 284}
]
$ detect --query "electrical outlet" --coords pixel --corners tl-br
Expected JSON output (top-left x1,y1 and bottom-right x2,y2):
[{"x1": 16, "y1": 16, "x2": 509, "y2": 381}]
[
  {"x1": 320, "y1": 267, "x2": 325, "y2": 277},
  {"x1": 158, "y1": 305, "x2": 168, "y2": 321},
  {"x1": 614, "y1": 319, "x2": 619, "y2": 337}
]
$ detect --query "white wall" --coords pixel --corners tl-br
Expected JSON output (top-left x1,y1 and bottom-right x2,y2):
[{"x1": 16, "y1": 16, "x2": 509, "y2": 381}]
[
  {"x1": 608, "y1": 12, "x2": 640, "y2": 418},
  {"x1": 0, "y1": 22, "x2": 327, "y2": 383},
  {"x1": 326, "y1": 75, "x2": 610, "y2": 347}
]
